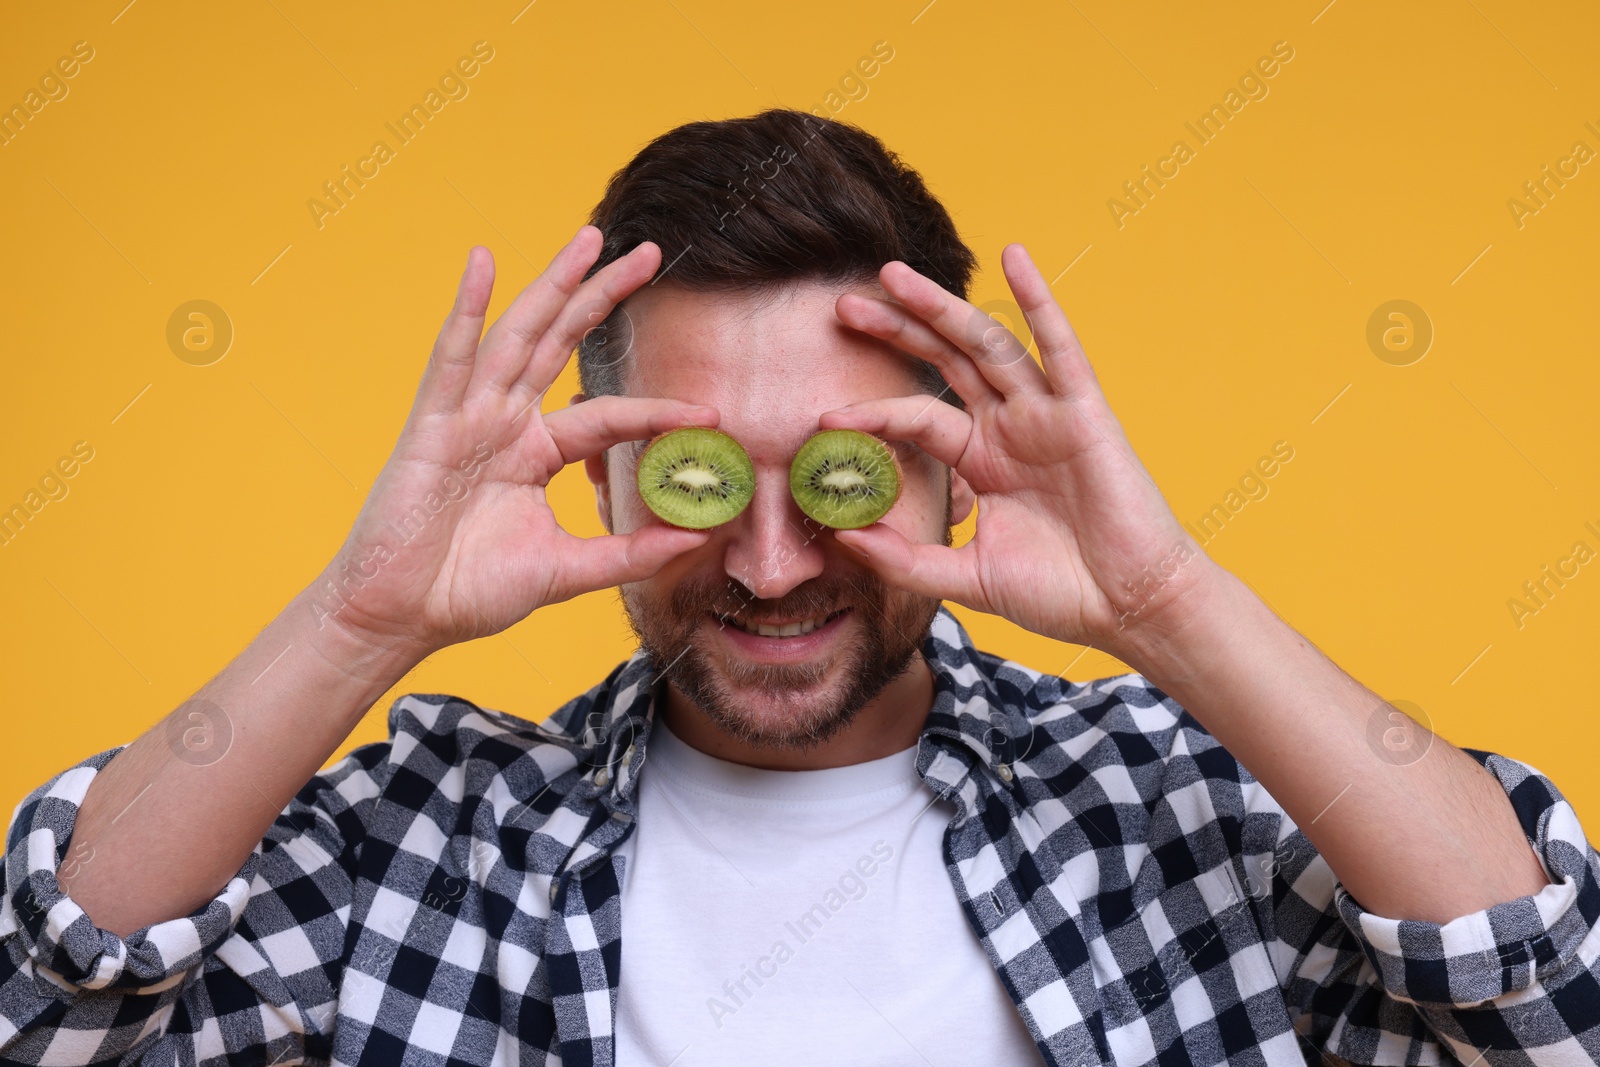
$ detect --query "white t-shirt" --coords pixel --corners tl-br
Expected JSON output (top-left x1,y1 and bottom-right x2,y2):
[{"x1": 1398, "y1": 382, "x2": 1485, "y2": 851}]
[{"x1": 612, "y1": 718, "x2": 1043, "y2": 1066}]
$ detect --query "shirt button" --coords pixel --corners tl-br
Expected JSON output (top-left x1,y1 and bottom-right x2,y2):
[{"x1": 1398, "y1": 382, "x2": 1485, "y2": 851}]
[
  {"x1": 595, "y1": 767, "x2": 611, "y2": 788},
  {"x1": 621, "y1": 743, "x2": 635, "y2": 765},
  {"x1": 548, "y1": 879, "x2": 560, "y2": 904},
  {"x1": 997, "y1": 762, "x2": 1014, "y2": 783}
]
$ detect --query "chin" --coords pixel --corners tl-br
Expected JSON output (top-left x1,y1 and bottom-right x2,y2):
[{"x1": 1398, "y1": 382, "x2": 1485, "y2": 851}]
[
  {"x1": 670, "y1": 633, "x2": 869, "y2": 750},
  {"x1": 710, "y1": 657, "x2": 858, "y2": 747},
  {"x1": 623, "y1": 573, "x2": 938, "y2": 751}
]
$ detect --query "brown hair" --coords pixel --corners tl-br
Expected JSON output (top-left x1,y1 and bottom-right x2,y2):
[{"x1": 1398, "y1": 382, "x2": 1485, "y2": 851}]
[{"x1": 576, "y1": 108, "x2": 976, "y2": 407}]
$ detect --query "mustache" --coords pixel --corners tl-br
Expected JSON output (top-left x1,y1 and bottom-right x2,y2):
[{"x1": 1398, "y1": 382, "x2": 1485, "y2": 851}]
[{"x1": 667, "y1": 571, "x2": 882, "y2": 626}]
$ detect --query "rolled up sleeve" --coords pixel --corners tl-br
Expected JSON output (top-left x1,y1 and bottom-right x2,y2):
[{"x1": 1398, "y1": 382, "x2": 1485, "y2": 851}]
[
  {"x1": 4, "y1": 748, "x2": 260, "y2": 999},
  {"x1": 2, "y1": 740, "x2": 374, "y2": 1066},
  {"x1": 1333, "y1": 749, "x2": 1600, "y2": 1064}
]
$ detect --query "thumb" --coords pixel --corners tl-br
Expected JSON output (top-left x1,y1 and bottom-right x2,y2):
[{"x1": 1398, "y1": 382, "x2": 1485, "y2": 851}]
[
  {"x1": 560, "y1": 525, "x2": 712, "y2": 595},
  {"x1": 833, "y1": 525, "x2": 975, "y2": 606}
]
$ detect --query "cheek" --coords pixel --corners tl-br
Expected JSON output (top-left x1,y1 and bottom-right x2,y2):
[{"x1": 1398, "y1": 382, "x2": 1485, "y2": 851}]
[
  {"x1": 885, "y1": 460, "x2": 947, "y2": 537},
  {"x1": 613, "y1": 489, "x2": 648, "y2": 532},
  {"x1": 608, "y1": 456, "x2": 650, "y2": 532}
]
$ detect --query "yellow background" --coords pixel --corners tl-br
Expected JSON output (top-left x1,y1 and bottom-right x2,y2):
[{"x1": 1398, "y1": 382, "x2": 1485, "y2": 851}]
[{"x1": 3, "y1": 1, "x2": 1597, "y2": 832}]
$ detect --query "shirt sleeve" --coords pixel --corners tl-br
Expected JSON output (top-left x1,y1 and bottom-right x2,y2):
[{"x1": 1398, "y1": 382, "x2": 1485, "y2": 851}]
[
  {"x1": 1254, "y1": 746, "x2": 1600, "y2": 1065},
  {"x1": 0, "y1": 740, "x2": 385, "y2": 1066}
]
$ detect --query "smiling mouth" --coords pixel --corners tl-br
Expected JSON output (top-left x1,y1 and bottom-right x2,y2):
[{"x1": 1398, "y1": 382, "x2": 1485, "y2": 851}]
[{"x1": 715, "y1": 607, "x2": 852, "y2": 638}]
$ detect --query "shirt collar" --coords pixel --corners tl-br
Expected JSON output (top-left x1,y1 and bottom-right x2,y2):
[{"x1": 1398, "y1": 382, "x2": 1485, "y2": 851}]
[{"x1": 581, "y1": 604, "x2": 1028, "y2": 813}]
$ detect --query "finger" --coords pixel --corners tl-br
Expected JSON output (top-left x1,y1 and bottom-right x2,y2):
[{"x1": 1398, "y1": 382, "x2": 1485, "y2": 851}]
[
  {"x1": 509, "y1": 240, "x2": 663, "y2": 407},
  {"x1": 835, "y1": 291, "x2": 999, "y2": 409},
  {"x1": 1000, "y1": 243, "x2": 1104, "y2": 402},
  {"x1": 877, "y1": 260, "x2": 1053, "y2": 398},
  {"x1": 832, "y1": 523, "x2": 980, "y2": 607},
  {"x1": 543, "y1": 395, "x2": 720, "y2": 465},
  {"x1": 419, "y1": 246, "x2": 496, "y2": 416},
  {"x1": 548, "y1": 525, "x2": 712, "y2": 599},
  {"x1": 816, "y1": 395, "x2": 972, "y2": 471},
  {"x1": 463, "y1": 225, "x2": 605, "y2": 400}
]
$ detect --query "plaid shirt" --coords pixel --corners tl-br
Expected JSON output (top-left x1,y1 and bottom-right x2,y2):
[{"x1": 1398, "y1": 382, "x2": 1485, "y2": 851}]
[{"x1": 4, "y1": 605, "x2": 1598, "y2": 1066}]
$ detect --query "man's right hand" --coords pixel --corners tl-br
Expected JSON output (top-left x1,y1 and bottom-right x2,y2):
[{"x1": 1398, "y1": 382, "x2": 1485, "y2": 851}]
[
  {"x1": 314, "y1": 225, "x2": 716, "y2": 659},
  {"x1": 46, "y1": 226, "x2": 710, "y2": 940}
]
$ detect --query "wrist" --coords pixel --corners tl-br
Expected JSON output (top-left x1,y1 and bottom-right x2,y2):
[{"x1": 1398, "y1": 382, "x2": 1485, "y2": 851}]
[
  {"x1": 1107, "y1": 552, "x2": 1237, "y2": 685},
  {"x1": 287, "y1": 577, "x2": 433, "y2": 693}
]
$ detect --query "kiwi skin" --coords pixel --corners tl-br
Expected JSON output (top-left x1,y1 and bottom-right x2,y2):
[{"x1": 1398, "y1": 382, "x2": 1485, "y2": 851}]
[
  {"x1": 635, "y1": 427, "x2": 755, "y2": 530},
  {"x1": 789, "y1": 428, "x2": 902, "y2": 530}
]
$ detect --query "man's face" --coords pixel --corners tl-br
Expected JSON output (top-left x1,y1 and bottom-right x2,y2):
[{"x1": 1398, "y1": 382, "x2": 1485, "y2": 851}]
[{"x1": 589, "y1": 279, "x2": 956, "y2": 750}]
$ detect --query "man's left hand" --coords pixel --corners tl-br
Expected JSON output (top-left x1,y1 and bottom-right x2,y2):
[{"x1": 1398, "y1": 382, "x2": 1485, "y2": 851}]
[
  {"x1": 822, "y1": 243, "x2": 1218, "y2": 657},
  {"x1": 828, "y1": 246, "x2": 1557, "y2": 930}
]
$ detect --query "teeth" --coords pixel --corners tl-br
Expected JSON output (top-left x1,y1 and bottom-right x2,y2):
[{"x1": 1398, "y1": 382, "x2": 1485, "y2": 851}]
[{"x1": 729, "y1": 613, "x2": 833, "y2": 637}]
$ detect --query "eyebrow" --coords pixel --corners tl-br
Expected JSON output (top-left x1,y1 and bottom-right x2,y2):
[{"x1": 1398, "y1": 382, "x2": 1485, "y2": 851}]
[{"x1": 620, "y1": 431, "x2": 930, "y2": 468}]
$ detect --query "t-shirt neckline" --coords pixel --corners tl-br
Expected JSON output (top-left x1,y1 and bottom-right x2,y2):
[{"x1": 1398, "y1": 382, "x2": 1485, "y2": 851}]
[{"x1": 644, "y1": 715, "x2": 921, "y2": 803}]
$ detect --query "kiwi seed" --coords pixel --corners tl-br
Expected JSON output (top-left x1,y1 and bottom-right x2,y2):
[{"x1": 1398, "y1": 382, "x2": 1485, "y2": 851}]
[
  {"x1": 636, "y1": 427, "x2": 755, "y2": 530},
  {"x1": 789, "y1": 428, "x2": 901, "y2": 529}
]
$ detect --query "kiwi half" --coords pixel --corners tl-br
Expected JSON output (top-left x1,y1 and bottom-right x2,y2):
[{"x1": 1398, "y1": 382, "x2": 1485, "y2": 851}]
[
  {"x1": 789, "y1": 429, "x2": 902, "y2": 529},
  {"x1": 636, "y1": 427, "x2": 755, "y2": 529}
]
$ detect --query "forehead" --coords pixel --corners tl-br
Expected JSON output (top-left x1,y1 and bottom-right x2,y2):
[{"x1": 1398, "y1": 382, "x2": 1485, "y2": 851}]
[{"x1": 616, "y1": 279, "x2": 930, "y2": 459}]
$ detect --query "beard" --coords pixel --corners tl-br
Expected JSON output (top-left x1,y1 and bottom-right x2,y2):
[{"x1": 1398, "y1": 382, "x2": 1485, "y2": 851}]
[{"x1": 620, "y1": 565, "x2": 943, "y2": 751}]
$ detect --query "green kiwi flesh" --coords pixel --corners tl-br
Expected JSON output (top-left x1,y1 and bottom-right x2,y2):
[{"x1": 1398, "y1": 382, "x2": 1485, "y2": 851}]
[
  {"x1": 789, "y1": 429, "x2": 901, "y2": 529},
  {"x1": 636, "y1": 427, "x2": 755, "y2": 529}
]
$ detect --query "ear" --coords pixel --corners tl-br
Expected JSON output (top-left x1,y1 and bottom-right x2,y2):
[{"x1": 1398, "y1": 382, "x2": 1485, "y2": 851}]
[
  {"x1": 949, "y1": 468, "x2": 976, "y2": 525},
  {"x1": 574, "y1": 392, "x2": 615, "y2": 534}
]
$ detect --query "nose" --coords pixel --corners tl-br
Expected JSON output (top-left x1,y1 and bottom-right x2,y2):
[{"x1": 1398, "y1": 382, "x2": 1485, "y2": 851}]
[{"x1": 721, "y1": 465, "x2": 827, "y2": 600}]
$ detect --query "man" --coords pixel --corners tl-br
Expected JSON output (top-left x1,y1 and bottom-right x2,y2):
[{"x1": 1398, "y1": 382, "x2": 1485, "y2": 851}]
[{"x1": 2, "y1": 109, "x2": 1595, "y2": 1067}]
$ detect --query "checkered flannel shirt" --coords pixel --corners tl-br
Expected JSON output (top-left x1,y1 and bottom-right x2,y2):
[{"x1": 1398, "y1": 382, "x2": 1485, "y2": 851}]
[{"x1": 4, "y1": 605, "x2": 1599, "y2": 1066}]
